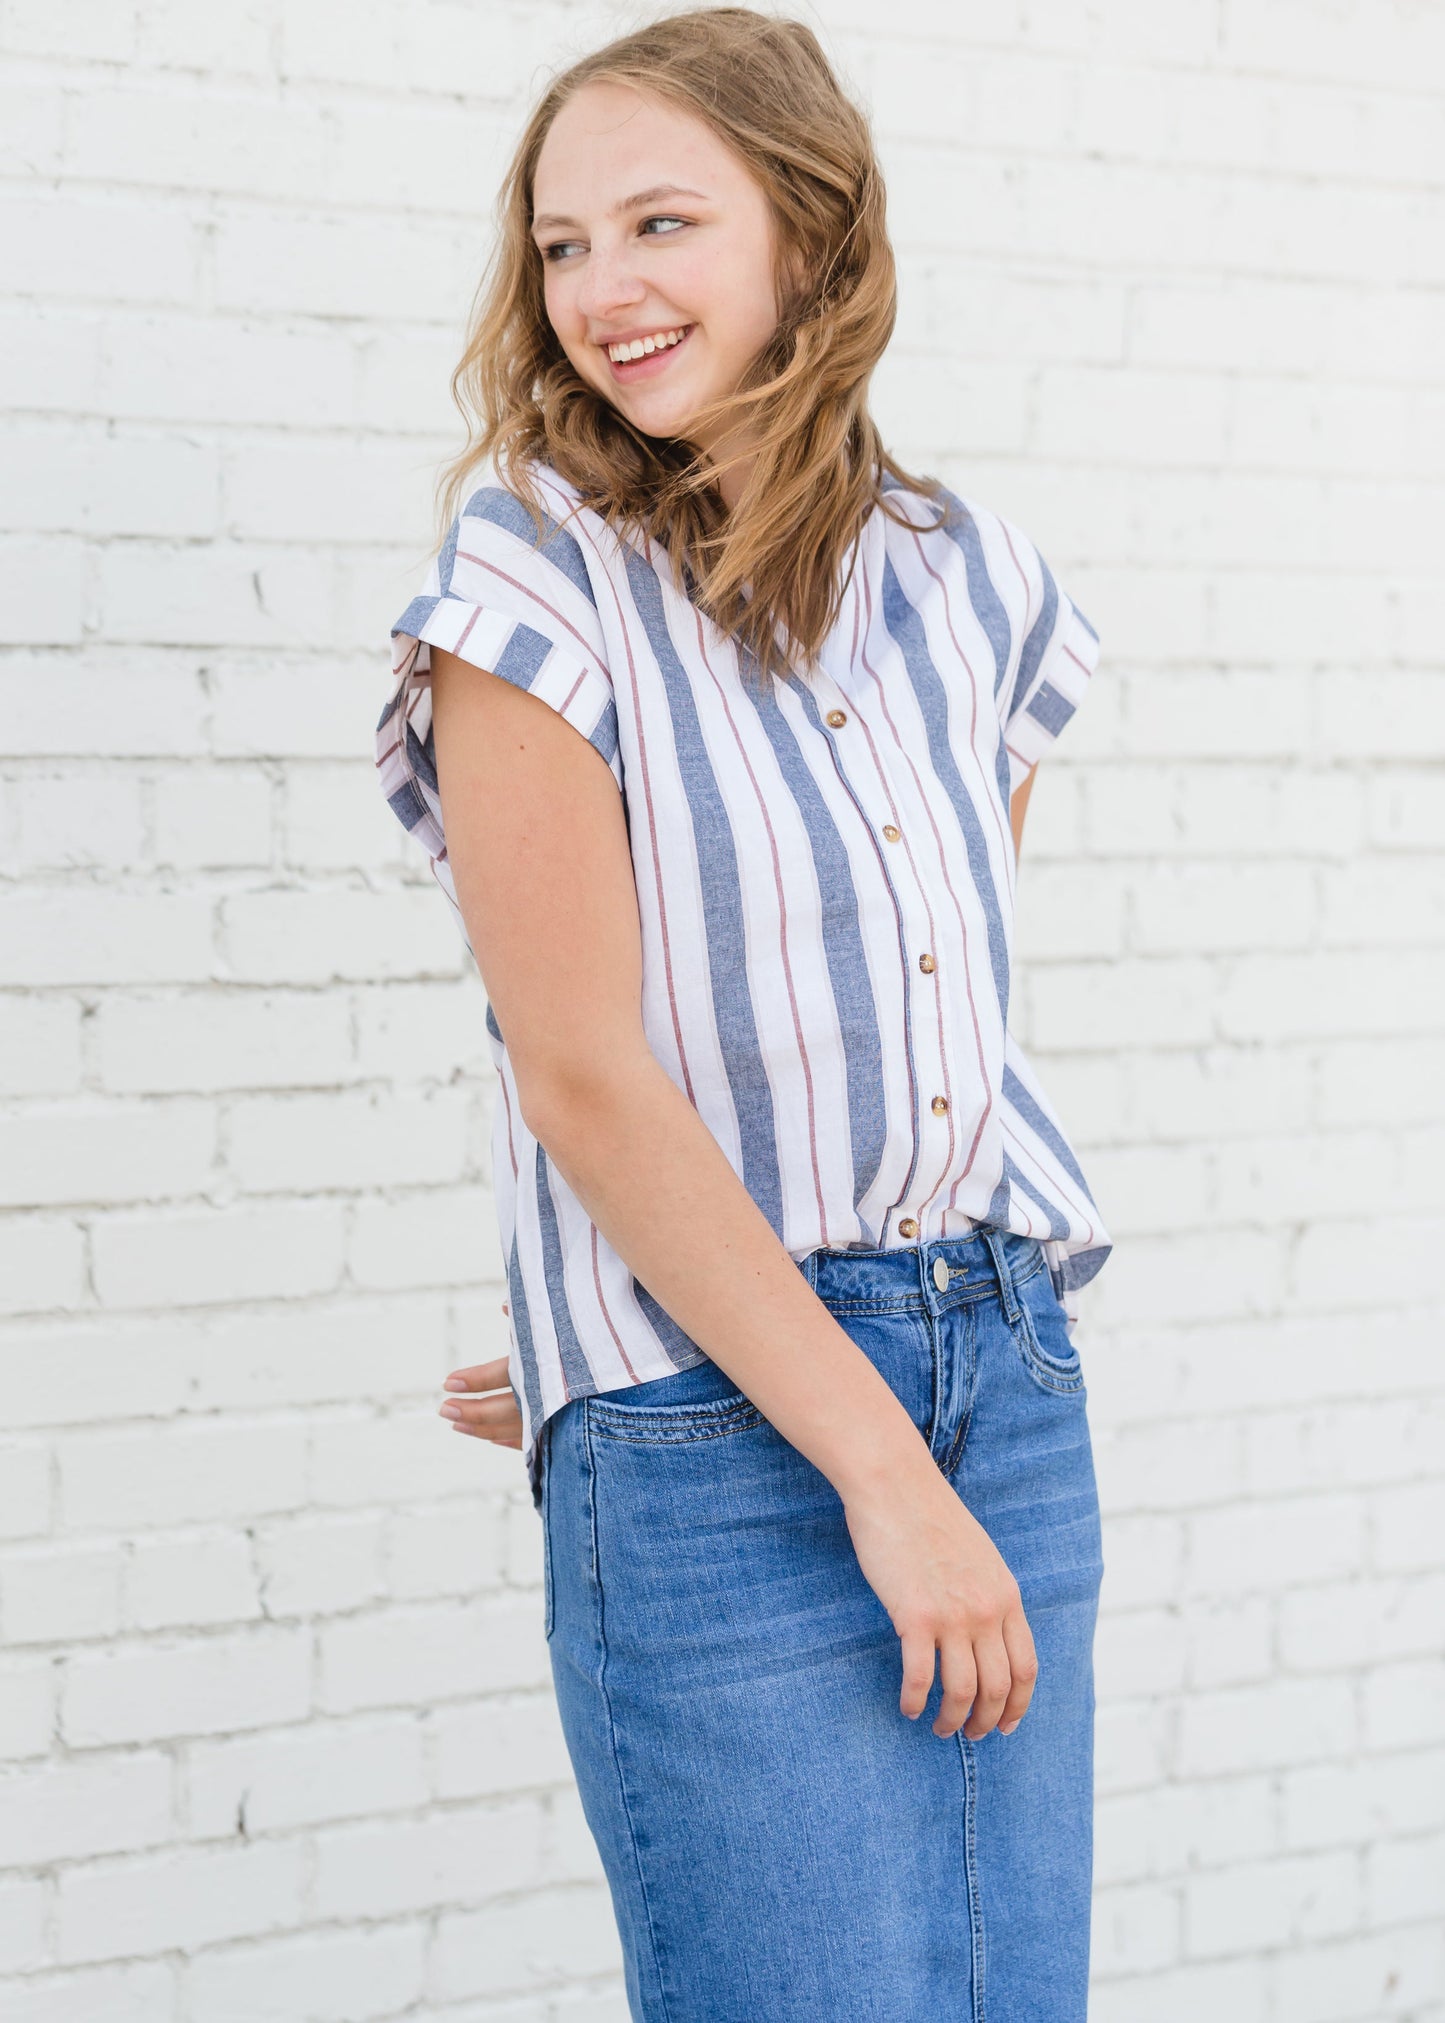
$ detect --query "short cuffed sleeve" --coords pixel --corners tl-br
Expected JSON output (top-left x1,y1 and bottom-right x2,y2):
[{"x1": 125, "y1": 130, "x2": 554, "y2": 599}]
[
  {"x1": 994, "y1": 517, "x2": 1101, "y2": 793},
  {"x1": 376, "y1": 481, "x2": 622, "y2": 863}
]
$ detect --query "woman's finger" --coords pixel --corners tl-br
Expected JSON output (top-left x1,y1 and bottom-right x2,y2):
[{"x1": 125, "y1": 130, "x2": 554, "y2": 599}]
[
  {"x1": 932, "y1": 1629, "x2": 979, "y2": 1739},
  {"x1": 897, "y1": 1623, "x2": 937, "y2": 1721},
  {"x1": 443, "y1": 1355, "x2": 512, "y2": 1393},
  {"x1": 960, "y1": 1635, "x2": 1012, "y2": 1740},
  {"x1": 997, "y1": 1604, "x2": 1039, "y2": 1734}
]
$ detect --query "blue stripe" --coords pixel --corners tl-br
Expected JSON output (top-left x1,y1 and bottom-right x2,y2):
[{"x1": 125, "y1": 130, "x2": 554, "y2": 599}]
[
  {"x1": 1010, "y1": 556, "x2": 1060, "y2": 721},
  {"x1": 1026, "y1": 679, "x2": 1074, "y2": 737},
  {"x1": 633, "y1": 1281, "x2": 712, "y2": 1370},
  {"x1": 458, "y1": 485, "x2": 595, "y2": 603},
  {"x1": 881, "y1": 555, "x2": 1011, "y2": 1030},
  {"x1": 506, "y1": 1233, "x2": 545, "y2": 1432},
  {"x1": 386, "y1": 778, "x2": 429, "y2": 833},
  {"x1": 625, "y1": 555, "x2": 785, "y2": 1235},
  {"x1": 493, "y1": 621, "x2": 553, "y2": 685},
  {"x1": 535, "y1": 1145, "x2": 594, "y2": 1395},
  {"x1": 760, "y1": 666, "x2": 889, "y2": 1229},
  {"x1": 1002, "y1": 1063, "x2": 1097, "y2": 1205},
  {"x1": 406, "y1": 719, "x2": 436, "y2": 793},
  {"x1": 933, "y1": 487, "x2": 1012, "y2": 701},
  {"x1": 392, "y1": 592, "x2": 444, "y2": 643},
  {"x1": 1002, "y1": 1150, "x2": 1072, "y2": 1240},
  {"x1": 1058, "y1": 1241, "x2": 1112, "y2": 1292}
]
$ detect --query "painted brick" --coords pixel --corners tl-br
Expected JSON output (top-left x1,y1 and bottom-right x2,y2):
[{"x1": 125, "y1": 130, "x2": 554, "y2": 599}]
[
  {"x1": 89, "y1": 1200, "x2": 346, "y2": 1309},
  {"x1": 185, "y1": 1715, "x2": 428, "y2": 1837},
  {"x1": 430, "y1": 1693, "x2": 575, "y2": 1801},
  {"x1": 94, "y1": 988, "x2": 356, "y2": 1095},
  {"x1": 0, "y1": 1752, "x2": 172, "y2": 1868},
  {"x1": 58, "y1": 1420, "x2": 309, "y2": 1531},
  {"x1": 185, "y1": 1922, "x2": 427, "y2": 2023},
  {"x1": 61, "y1": 1628, "x2": 312, "y2": 1746},
  {"x1": 0, "y1": 1964, "x2": 177, "y2": 2023},
  {"x1": 56, "y1": 1839, "x2": 304, "y2": 1965},
  {"x1": 0, "y1": 1097, "x2": 216, "y2": 1208},
  {"x1": 225, "y1": 1086, "x2": 471, "y2": 1193},
  {"x1": 431, "y1": 1884, "x2": 625, "y2": 2001},
  {"x1": 312, "y1": 1798, "x2": 544, "y2": 1922},
  {"x1": 1, "y1": 1542, "x2": 123, "y2": 1644},
  {"x1": 317, "y1": 1593, "x2": 550, "y2": 1714}
]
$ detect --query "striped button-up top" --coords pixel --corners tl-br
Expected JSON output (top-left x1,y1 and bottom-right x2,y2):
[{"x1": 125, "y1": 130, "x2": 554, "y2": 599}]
[{"x1": 376, "y1": 460, "x2": 1112, "y2": 1507}]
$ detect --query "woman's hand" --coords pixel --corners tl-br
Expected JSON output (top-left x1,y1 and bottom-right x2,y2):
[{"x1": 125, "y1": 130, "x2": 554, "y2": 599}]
[
  {"x1": 843, "y1": 1462, "x2": 1037, "y2": 1741},
  {"x1": 439, "y1": 1352, "x2": 524, "y2": 1449}
]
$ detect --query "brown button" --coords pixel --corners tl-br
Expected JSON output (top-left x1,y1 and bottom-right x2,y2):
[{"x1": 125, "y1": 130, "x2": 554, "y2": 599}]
[
  {"x1": 931, "y1": 1095, "x2": 949, "y2": 1116},
  {"x1": 882, "y1": 824, "x2": 900, "y2": 842},
  {"x1": 918, "y1": 952, "x2": 936, "y2": 974},
  {"x1": 825, "y1": 708, "x2": 847, "y2": 728},
  {"x1": 898, "y1": 1217, "x2": 919, "y2": 1239}
]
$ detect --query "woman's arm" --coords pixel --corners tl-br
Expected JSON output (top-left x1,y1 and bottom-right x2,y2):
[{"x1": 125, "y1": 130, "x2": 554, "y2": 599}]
[
  {"x1": 1010, "y1": 760, "x2": 1037, "y2": 860},
  {"x1": 427, "y1": 644, "x2": 1037, "y2": 1741}
]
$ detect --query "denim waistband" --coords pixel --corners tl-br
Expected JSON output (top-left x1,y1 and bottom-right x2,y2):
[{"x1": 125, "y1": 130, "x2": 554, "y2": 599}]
[{"x1": 796, "y1": 1225, "x2": 1044, "y2": 1324}]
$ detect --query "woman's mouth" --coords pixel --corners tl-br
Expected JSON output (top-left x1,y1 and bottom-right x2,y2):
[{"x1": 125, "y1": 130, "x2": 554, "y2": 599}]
[{"x1": 602, "y1": 324, "x2": 694, "y2": 382}]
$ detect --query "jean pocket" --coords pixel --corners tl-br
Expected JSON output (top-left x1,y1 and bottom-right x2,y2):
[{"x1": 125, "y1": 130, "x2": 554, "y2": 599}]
[
  {"x1": 1008, "y1": 1262, "x2": 1085, "y2": 1396},
  {"x1": 585, "y1": 1356, "x2": 767, "y2": 1444}
]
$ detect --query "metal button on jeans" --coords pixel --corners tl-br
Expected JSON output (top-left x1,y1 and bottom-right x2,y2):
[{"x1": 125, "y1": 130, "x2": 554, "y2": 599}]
[{"x1": 932, "y1": 1257, "x2": 951, "y2": 1291}]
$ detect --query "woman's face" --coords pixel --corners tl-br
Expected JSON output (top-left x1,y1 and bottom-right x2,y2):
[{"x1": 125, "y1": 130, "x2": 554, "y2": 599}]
[{"x1": 531, "y1": 80, "x2": 782, "y2": 455}]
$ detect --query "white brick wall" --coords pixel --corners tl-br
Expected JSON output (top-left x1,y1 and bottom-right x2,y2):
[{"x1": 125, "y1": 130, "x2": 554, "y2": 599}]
[{"x1": 2, "y1": 2, "x2": 1442, "y2": 2016}]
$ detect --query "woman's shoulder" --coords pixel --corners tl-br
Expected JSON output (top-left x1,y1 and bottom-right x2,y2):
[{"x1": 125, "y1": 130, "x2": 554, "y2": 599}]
[
  {"x1": 444, "y1": 456, "x2": 602, "y2": 601},
  {"x1": 880, "y1": 468, "x2": 1013, "y2": 552},
  {"x1": 879, "y1": 469, "x2": 1056, "y2": 613}
]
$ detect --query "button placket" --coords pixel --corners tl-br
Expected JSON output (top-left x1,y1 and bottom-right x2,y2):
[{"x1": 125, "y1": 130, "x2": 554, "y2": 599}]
[{"x1": 822, "y1": 687, "x2": 947, "y2": 1256}]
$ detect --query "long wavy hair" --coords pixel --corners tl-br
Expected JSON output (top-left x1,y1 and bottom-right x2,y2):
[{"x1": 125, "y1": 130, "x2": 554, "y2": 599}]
[{"x1": 433, "y1": 6, "x2": 945, "y2": 690}]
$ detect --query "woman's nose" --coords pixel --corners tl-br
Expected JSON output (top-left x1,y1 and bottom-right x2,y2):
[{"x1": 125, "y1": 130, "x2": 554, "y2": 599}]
[{"x1": 575, "y1": 247, "x2": 646, "y2": 322}]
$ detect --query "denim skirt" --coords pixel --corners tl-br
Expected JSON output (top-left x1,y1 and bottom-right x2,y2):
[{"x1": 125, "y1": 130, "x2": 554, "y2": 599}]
[{"x1": 539, "y1": 1225, "x2": 1104, "y2": 2021}]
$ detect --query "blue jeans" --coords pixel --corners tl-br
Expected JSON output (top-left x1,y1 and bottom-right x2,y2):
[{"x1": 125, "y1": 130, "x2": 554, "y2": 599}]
[{"x1": 540, "y1": 1226, "x2": 1104, "y2": 2020}]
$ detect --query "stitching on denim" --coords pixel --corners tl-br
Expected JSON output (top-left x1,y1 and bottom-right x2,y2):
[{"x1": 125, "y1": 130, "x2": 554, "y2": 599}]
[
  {"x1": 1009, "y1": 1277, "x2": 1083, "y2": 1395},
  {"x1": 940, "y1": 1301, "x2": 978, "y2": 1480},
  {"x1": 541, "y1": 1418, "x2": 555, "y2": 1640},
  {"x1": 584, "y1": 1407, "x2": 675, "y2": 2020},
  {"x1": 587, "y1": 1403, "x2": 768, "y2": 1446},
  {"x1": 821, "y1": 1295, "x2": 926, "y2": 1313},
  {"x1": 958, "y1": 1730, "x2": 986, "y2": 2020},
  {"x1": 818, "y1": 1251, "x2": 1046, "y2": 1319}
]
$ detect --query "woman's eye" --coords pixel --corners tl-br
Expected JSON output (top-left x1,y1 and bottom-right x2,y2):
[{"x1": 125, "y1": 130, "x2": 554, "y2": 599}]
[
  {"x1": 542, "y1": 240, "x2": 585, "y2": 262},
  {"x1": 640, "y1": 215, "x2": 687, "y2": 238}
]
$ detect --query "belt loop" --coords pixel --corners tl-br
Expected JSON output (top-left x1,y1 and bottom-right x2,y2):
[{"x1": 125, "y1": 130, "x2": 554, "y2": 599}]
[{"x1": 980, "y1": 1228, "x2": 1021, "y2": 1324}]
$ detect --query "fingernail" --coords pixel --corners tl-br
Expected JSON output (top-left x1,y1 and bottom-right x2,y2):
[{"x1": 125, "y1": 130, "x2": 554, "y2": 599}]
[
  {"x1": 443, "y1": 1378, "x2": 466, "y2": 1391},
  {"x1": 439, "y1": 1402, "x2": 462, "y2": 1419},
  {"x1": 1000, "y1": 1720, "x2": 1019, "y2": 1735}
]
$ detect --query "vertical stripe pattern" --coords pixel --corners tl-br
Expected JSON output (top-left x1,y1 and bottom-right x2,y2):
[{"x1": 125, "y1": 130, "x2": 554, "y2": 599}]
[{"x1": 374, "y1": 463, "x2": 1112, "y2": 1507}]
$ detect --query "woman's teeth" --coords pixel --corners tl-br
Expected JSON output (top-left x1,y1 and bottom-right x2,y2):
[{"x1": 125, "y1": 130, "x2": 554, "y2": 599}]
[{"x1": 606, "y1": 327, "x2": 688, "y2": 363}]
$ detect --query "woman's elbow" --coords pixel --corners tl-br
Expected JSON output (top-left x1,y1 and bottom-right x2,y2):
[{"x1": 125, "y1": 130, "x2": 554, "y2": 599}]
[{"x1": 511, "y1": 1045, "x2": 651, "y2": 1153}]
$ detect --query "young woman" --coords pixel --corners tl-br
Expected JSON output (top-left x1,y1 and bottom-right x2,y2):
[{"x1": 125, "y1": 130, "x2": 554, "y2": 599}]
[{"x1": 374, "y1": 10, "x2": 1112, "y2": 2017}]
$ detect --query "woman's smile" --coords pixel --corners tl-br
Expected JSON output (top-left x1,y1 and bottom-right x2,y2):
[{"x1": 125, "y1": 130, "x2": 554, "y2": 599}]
[{"x1": 599, "y1": 321, "x2": 695, "y2": 381}]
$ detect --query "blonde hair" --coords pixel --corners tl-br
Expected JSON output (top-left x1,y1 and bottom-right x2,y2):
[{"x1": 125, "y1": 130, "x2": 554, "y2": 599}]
[{"x1": 434, "y1": 5, "x2": 945, "y2": 689}]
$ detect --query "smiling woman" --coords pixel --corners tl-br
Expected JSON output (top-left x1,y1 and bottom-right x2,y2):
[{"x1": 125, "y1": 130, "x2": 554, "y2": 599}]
[
  {"x1": 372, "y1": 9, "x2": 1111, "y2": 2019},
  {"x1": 433, "y1": 6, "x2": 929, "y2": 689},
  {"x1": 527, "y1": 91, "x2": 782, "y2": 501}
]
